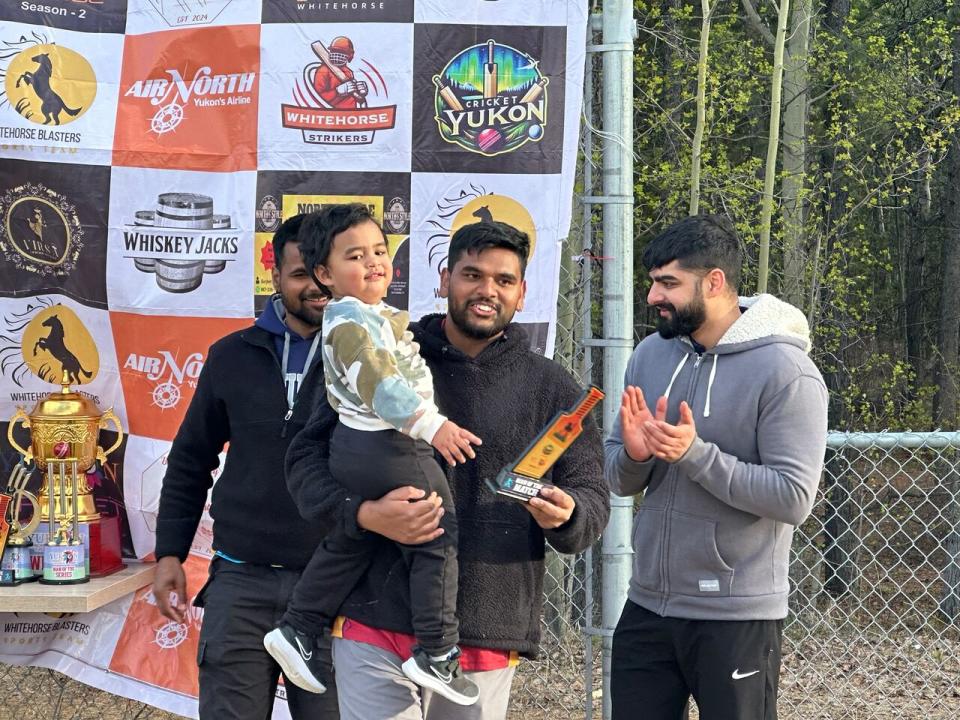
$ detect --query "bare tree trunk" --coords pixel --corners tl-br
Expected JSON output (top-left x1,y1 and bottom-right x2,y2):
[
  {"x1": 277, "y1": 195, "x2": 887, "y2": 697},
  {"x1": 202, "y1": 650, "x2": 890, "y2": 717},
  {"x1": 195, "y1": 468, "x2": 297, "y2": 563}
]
[
  {"x1": 689, "y1": 0, "x2": 716, "y2": 215},
  {"x1": 779, "y1": 0, "x2": 811, "y2": 308},
  {"x1": 938, "y1": 17, "x2": 960, "y2": 622}
]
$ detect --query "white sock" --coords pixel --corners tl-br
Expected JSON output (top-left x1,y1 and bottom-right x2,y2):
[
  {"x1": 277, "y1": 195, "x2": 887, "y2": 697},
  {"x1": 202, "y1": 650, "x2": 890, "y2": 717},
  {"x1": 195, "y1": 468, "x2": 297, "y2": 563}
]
[{"x1": 429, "y1": 649, "x2": 456, "y2": 662}]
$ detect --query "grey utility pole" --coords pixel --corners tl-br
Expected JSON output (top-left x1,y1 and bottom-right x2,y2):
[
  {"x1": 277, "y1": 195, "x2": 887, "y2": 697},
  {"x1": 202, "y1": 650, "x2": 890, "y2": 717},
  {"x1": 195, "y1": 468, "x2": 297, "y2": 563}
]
[{"x1": 598, "y1": 1, "x2": 635, "y2": 718}]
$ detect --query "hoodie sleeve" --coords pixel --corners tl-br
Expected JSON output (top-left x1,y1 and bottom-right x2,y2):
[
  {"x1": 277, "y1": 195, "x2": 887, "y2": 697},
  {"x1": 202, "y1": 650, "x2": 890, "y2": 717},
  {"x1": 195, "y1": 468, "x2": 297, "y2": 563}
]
[
  {"x1": 674, "y1": 373, "x2": 828, "y2": 525},
  {"x1": 543, "y1": 373, "x2": 610, "y2": 554},
  {"x1": 604, "y1": 349, "x2": 657, "y2": 497},
  {"x1": 326, "y1": 317, "x2": 447, "y2": 443},
  {"x1": 155, "y1": 344, "x2": 229, "y2": 562}
]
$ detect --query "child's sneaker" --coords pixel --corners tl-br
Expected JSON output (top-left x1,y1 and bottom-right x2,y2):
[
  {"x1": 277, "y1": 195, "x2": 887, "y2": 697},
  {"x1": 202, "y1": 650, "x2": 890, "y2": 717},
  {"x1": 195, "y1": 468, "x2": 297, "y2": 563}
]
[
  {"x1": 401, "y1": 646, "x2": 480, "y2": 706},
  {"x1": 263, "y1": 625, "x2": 326, "y2": 694}
]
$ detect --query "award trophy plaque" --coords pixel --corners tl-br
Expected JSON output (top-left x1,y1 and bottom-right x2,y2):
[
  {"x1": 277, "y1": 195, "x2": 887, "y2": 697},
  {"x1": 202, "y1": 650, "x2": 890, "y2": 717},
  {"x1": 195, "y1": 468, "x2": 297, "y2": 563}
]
[
  {"x1": 486, "y1": 386, "x2": 605, "y2": 501},
  {"x1": 0, "y1": 464, "x2": 42, "y2": 585},
  {"x1": 7, "y1": 372, "x2": 125, "y2": 581}
]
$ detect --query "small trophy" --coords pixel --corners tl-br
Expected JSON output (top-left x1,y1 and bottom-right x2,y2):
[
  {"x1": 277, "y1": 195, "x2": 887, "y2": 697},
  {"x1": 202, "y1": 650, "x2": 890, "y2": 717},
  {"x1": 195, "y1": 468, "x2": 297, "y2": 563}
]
[
  {"x1": 0, "y1": 464, "x2": 42, "y2": 585},
  {"x1": 486, "y1": 386, "x2": 605, "y2": 501}
]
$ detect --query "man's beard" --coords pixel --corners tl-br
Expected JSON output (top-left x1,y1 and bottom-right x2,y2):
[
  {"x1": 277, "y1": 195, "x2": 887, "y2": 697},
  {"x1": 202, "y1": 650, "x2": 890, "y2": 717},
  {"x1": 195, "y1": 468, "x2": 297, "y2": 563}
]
[
  {"x1": 286, "y1": 293, "x2": 326, "y2": 329},
  {"x1": 654, "y1": 293, "x2": 705, "y2": 340},
  {"x1": 448, "y1": 299, "x2": 512, "y2": 340}
]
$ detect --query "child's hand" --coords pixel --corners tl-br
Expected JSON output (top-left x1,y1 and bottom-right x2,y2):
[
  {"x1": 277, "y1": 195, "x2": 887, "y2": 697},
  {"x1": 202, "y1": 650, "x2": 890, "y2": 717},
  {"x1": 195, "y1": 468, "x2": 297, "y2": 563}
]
[{"x1": 431, "y1": 421, "x2": 482, "y2": 467}]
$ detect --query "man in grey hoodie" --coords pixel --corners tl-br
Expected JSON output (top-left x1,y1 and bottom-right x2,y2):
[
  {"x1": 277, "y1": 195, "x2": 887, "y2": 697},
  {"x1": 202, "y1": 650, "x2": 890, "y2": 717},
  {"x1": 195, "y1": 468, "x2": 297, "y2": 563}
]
[{"x1": 605, "y1": 215, "x2": 828, "y2": 720}]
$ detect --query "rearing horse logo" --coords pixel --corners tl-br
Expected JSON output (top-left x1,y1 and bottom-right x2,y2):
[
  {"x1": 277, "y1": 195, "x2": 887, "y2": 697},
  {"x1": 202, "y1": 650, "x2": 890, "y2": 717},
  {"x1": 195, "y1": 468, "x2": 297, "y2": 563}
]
[
  {"x1": 33, "y1": 314, "x2": 93, "y2": 385},
  {"x1": 16, "y1": 54, "x2": 82, "y2": 125},
  {"x1": 4, "y1": 43, "x2": 96, "y2": 127}
]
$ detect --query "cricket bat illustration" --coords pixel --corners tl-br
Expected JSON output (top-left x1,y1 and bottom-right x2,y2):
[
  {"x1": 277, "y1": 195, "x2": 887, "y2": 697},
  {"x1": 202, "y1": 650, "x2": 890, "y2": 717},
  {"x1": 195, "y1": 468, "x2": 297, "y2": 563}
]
[
  {"x1": 520, "y1": 77, "x2": 549, "y2": 105},
  {"x1": 486, "y1": 386, "x2": 605, "y2": 502},
  {"x1": 433, "y1": 76, "x2": 464, "y2": 112},
  {"x1": 483, "y1": 40, "x2": 498, "y2": 99},
  {"x1": 311, "y1": 40, "x2": 365, "y2": 104}
]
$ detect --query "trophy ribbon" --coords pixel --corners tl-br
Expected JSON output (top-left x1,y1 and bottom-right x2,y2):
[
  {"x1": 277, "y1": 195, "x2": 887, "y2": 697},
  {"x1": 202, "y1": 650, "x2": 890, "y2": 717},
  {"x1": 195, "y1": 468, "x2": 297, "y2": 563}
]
[{"x1": 485, "y1": 386, "x2": 605, "y2": 502}]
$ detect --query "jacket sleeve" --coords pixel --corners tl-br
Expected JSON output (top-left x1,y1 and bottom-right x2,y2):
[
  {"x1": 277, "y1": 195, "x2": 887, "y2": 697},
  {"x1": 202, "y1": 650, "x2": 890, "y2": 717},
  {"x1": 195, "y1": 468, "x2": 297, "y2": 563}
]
[
  {"x1": 675, "y1": 373, "x2": 828, "y2": 525},
  {"x1": 154, "y1": 345, "x2": 229, "y2": 562},
  {"x1": 543, "y1": 375, "x2": 610, "y2": 555},
  {"x1": 285, "y1": 397, "x2": 365, "y2": 537},
  {"x1": 603, "y1": 349, "x2": 656, "y2": 497}
]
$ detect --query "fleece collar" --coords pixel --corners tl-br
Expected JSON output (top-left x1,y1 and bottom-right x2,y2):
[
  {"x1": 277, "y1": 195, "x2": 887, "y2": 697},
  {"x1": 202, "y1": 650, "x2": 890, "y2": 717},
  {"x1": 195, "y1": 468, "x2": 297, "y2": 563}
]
[{"x1": 713, "y1": 293, "x2": 811, "y2": 355}]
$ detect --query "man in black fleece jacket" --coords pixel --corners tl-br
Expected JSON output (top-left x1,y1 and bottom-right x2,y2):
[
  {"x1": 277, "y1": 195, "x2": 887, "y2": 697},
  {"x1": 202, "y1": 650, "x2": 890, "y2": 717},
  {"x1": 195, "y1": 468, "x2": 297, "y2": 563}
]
[
  {"x1": 151, "y1": 215, "x2": 339, "y2": 720},
  {"x1": 286, "y1": 221, "x2": 609, "y2": 719}
]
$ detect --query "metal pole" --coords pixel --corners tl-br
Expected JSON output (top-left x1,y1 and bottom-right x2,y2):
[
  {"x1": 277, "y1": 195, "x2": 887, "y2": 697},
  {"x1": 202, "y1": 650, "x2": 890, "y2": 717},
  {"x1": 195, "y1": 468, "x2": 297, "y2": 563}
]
[{"x1": 600, "y1": 1, "x2": 635, "y2": 718}]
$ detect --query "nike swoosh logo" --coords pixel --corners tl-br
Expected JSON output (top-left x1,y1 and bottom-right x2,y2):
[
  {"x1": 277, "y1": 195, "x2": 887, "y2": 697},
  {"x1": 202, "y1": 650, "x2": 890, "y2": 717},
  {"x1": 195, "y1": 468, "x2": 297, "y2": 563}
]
[
  {"x1": 431, "y1": 666, "x2": 453, "y2": 683},
  {"x1": 295, "y1": 637, "x2": 313, "y2": 661},
  {"x1": 731, "y1": 669, "x2": 759, "y2": 680}
]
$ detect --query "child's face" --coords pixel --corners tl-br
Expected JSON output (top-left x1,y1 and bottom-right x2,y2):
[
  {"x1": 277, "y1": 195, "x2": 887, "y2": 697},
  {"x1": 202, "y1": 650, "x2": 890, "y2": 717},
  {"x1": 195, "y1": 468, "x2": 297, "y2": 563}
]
[{"x1": 316, "y1": 219, "x2": 392, "y2": 304}]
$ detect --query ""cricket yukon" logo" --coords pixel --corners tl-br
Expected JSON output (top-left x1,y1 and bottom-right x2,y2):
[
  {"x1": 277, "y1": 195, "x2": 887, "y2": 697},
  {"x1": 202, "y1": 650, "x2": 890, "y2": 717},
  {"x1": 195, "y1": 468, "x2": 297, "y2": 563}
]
[
  {"x1": 2, "y1": 41, "x2": 96, "y2": 129},
  {"x1": 0, "y1": 182, "x2": 84, "y2": 276},
  {"x1": 281, "y1": 36, "x2": 396, "y2": 146},
  {"x1": 124, "y1": 65, "x2": 256, "y2": 136},
  {"x1": 433, "y1": 39, "x2": 548, "y2": 157}
]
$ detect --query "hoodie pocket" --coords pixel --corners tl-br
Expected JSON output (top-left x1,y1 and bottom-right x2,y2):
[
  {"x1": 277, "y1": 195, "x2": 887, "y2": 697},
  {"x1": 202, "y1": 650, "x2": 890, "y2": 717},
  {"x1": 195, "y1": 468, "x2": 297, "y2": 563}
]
[
  {"x1": 666, "y1": 512, "x2": 734, "y2": 597},
  {"x1": 631, "y1": 506, "x2": 666, "y2": 592}
]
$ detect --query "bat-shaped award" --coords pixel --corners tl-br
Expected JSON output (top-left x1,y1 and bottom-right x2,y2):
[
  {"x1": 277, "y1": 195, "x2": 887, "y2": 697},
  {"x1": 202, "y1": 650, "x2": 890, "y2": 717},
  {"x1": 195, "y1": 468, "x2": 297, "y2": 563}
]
[{"x1": 485, "y1": 386, "x2": 604, "y2": 501}]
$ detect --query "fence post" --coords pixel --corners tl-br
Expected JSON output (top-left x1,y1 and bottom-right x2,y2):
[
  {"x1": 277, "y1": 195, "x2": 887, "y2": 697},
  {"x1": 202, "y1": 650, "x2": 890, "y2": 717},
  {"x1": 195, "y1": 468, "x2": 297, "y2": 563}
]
[{"x1": 599, "y1": 1, "x2": 635, "y2": 718}]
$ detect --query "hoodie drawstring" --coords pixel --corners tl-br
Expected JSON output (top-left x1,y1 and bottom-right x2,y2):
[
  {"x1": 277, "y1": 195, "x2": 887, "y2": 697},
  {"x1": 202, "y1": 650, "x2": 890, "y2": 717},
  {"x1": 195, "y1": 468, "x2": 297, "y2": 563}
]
[
  {"x1": 663, "y1": 354, "x2": 688, "y2": 401},
  {"x1": 703, "y1": 353, "x2": 719, "y2": 418}
]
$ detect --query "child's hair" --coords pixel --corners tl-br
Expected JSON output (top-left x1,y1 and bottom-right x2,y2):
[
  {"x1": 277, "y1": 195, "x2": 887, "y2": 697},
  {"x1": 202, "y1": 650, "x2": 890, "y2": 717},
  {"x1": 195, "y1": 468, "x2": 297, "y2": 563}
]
[
  {"x1": 298, "y1": 203, "x2": 387, "y2": 286},
  {"x1": 448, "y1": 221, "x2": 530, "y2": 276}
]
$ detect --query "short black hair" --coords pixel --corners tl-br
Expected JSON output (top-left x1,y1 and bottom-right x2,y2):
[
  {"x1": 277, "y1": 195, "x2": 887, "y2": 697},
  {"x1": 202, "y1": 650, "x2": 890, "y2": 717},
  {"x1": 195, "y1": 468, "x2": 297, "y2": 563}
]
[
  {"x1": 641, "y1": 214, "x2": 742, "y2": 292},
  {"x1": 272, "y1": 213, "x2": 305, "y2": 269},
  {"x1": 298, "y1": 203, "x2": 386, "y2": 278},
  {"x1": 448, "y1": 221, "x2": 530, "y2": 276}
]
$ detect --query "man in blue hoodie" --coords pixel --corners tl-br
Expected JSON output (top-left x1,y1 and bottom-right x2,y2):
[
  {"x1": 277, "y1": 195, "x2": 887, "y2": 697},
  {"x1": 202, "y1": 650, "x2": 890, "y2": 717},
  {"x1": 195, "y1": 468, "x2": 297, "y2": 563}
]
[
  {"x1": 152, "y1": 214, "x2": 339, "y2": 719},
  {"x1": 605, "y1": 215, "x2": 828, "y2": 720}
]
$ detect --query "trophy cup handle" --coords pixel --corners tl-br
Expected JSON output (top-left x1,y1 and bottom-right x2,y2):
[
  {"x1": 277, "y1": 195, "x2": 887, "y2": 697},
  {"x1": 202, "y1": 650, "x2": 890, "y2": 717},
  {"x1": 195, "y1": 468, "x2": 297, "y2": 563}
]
[
  {"x1": 7, "y1": 408, "x2": 34, "y2": 464},
  {"x1": 96, "y1": 409, "x2": 124, "y2": 465},
  {"x1": 13, "y1": 490, "x2": 42, "y2": 538}
]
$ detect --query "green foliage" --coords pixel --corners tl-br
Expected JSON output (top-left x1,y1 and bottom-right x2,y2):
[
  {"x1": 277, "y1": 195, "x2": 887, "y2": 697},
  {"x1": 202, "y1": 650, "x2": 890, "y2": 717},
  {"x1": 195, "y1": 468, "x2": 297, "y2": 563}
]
[{"x1": 631, "y1": 0, "x2": 959, "y2": 429}]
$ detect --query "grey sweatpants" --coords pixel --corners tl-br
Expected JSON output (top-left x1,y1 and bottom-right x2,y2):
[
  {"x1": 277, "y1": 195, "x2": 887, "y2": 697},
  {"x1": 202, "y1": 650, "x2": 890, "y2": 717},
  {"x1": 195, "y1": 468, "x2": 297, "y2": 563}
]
[{"x1": 332, "y1": 637, "x2": 517, "y2": 720}]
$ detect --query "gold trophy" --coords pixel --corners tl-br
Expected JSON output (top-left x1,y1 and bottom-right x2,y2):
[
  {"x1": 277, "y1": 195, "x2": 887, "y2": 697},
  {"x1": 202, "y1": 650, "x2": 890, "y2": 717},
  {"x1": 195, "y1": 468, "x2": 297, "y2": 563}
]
[
  {"x1": 0, "y1": 464, "x2": 42, "y2": 585},
  {"x1": 5, "y1": 303, "x2": 125, "y2": 582},
  {"x1": 8, "y1": 372, "x2": 123, "y2": 583}
]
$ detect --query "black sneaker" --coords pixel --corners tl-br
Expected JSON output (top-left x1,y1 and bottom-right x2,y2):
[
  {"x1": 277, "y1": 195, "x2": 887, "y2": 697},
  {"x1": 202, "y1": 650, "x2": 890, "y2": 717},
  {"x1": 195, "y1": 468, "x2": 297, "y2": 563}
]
[
  {"x1": 401, "y1": 646, "x2": 479, "y2": 706},
  {"x1": 263, "y1": 625, "x2": 326, "y2": 694}
]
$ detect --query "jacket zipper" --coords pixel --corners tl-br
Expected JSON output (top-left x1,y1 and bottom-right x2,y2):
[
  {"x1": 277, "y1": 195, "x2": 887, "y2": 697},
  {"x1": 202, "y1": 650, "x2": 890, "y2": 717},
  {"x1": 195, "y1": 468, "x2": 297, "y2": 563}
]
[
  {"x1": 658, "y1": 351, "x2": 703, "y2": 614},
  {"x1": 271, "y1": 347, "x2": 318, "y2": 439}
]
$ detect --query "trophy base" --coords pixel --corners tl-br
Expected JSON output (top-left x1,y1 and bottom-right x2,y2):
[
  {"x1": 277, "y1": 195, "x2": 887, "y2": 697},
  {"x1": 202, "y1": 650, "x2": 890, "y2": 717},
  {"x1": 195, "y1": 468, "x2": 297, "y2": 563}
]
[
  {"x1": 40, "y1": 543, "x2": 89, "y2": 584},
  {"x1": 485, "y1": 469, "x2": 547, "y2": 502},
  {"x1": 1, "y1": 542, "x2": 40, "y2": 585},
  {"x1": 87, "y1": 515, "x2": 125, "y2": 578}
]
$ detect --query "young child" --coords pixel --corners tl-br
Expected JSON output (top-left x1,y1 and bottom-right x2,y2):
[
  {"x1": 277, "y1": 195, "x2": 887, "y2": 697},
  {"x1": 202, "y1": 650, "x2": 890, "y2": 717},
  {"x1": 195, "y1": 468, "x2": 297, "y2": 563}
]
[{"x1": 263, "y1": 204, "x2": 481, "y2": 706}]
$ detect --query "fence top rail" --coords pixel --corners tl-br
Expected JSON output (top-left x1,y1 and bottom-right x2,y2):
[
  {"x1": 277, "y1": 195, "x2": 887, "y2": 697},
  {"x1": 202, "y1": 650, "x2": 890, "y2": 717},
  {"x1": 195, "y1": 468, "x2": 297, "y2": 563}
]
[{"x1": 826, "y1": 431, "x2": 960, "y2": 449}]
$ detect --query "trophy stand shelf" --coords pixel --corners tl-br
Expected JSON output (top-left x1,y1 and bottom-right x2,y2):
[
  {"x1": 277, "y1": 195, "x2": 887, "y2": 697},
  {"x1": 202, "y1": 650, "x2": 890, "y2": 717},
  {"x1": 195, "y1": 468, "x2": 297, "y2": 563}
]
[{"x1": 0, "y1": 562, "x2": 155, "y2": 613}]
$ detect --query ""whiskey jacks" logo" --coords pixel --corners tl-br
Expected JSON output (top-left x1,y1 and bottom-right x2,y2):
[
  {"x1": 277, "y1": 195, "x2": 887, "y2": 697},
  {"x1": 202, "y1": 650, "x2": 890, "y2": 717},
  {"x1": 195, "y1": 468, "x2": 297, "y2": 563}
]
[
  {"x1": 122, "y1": 193, "x2": 241, "y2": 293},
  {"x1": 433, "y1": 39, "x2": 548, "y2": 157}
]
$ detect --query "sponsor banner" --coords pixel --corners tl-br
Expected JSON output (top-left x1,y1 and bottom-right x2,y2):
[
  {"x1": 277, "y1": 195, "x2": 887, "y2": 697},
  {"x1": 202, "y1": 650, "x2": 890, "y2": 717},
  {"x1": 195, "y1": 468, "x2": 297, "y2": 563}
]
[
  {"x1": 411, "y1": 24, "x2": 567, "y2": 174},
  {"x1": 255, "y1": 170, "x2": 410, "y2": 310},
  {"x1": 262, "y1": 0, "x2": 414, "y2": 24},
  {"x1": 0, "y1": 0, "x2": 129, "y2": 34},
  {"x1": 0, "y1": 294, "x2": 127, "y2": 427},
  {"x1": 258, "y1": 22, "x2": 412, "y2": 171},
  {"x1": 408, "y1": 172, "x2": 561, "y2": 354},
  {"x1": 0, "y1": 158, "x2": 110, "y2": 309},
  {"x1": 106, "y1": 167, "x2": 256, "y2": 318},
  {"x1": 125, "y1": 0, "x2": 262, "y2": 34},
  {"x1": 0, "y1": 23, "x2": 123, "y2": 165},
  {"x1": 0, "y1": 602, "x2": 128, "y2": 667},
  {"x1": 113, "y1": 25, "x2": 261, "y2": 172},
  {"x1": 110, "y1": 313, "x2": 248, "y2": 441},
  {"x1": 415, "y1": 0, "x2": 572, "y2": 26}
]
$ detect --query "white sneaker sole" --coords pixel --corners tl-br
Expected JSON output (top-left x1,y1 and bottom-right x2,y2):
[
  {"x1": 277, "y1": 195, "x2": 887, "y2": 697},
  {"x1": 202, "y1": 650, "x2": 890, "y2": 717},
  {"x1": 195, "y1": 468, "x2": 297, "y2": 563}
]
[
  {"x1": 400, "y1": 657, "x2": 478, "y2": 706},
  {"x1": 263, "y1": 629, "x2": 326, "y2": 694}
]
